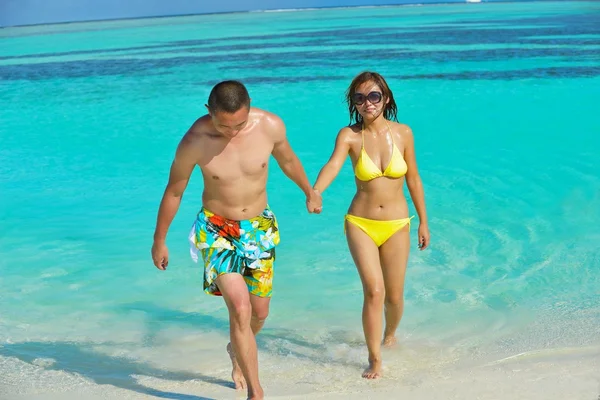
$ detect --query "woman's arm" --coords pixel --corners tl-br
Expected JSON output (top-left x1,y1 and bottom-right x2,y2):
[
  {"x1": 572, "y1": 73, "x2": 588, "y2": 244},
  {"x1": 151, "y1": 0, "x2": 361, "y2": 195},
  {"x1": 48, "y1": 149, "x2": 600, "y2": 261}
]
[
  {"x1": 403, "y1": 125, "x2": 430, "y2": 250},
  {"x1": 312, "y1": 128, "x2": 352, "y2": 204}
]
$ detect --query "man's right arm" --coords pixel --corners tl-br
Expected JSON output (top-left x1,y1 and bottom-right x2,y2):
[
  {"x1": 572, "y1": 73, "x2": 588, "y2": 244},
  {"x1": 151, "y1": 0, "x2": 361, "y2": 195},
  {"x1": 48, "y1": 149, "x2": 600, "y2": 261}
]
[{"x1": 151, "y1": 132, "x2": 198, "y2": 269}]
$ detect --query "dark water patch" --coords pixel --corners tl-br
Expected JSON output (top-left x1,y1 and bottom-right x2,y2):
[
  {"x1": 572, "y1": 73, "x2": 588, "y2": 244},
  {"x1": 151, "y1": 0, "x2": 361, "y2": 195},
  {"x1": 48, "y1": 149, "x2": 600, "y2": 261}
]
[
  {"x1": 193, "y1": 10, "x2": 600, "y2": 47},
  {"x1": 4, "y1": 13, "x2": 598, "y2": 65},
  {"x1": 168, "y1": 28, "x2": 359, "y2": 45},
  {"x1": 0, "y1": 52, "x2": 344, "y2": 80},
  {"x1": 3, "y1": 44, "x2": 598, "y2": 81},
  {"x1": 0, "y1": 57, "x2": 180, "y2": 80},
  {"x1": 133, "y1": 38, "x2": 342, "y2": 56},
  {"x1": 524, "y1": 38, "x2": 600, "y2": 46},
  {"x1": 223, "y1": 59, "x2": 351, "y2": 70},
  {"x1": 0, "y1": 47, "x2": 386, "y2": 80},
  {"x1": 138, "y1": 36, "x2": 600, "y2": 60},
  {"x1": 0, "y1": 42, "x2": 213, "y2": 62},
  {"x1": 364, "y1": 26, "x2": 598, "y2": 46},
  {"x1": 391, "y1": 66, "x2": 600, "y2": 80},
  {"x1": 414, "y1": 47, "x2": 599, "y2": 62},
  {"x1": 3, "y1": 8, "x2": 599, "y2": 82},
  {"x1": 459, "y1": 12, "x2": 600, "y2": 31},
  {"x1": 199, "y1": 75, "x2": 346, "y2": 87},
  {"x1": 206, "y1": 25, "x2": 599, "y2": 47},
  {"x1": 1, "y1": 28, "x2": 369, "y2": 63}
]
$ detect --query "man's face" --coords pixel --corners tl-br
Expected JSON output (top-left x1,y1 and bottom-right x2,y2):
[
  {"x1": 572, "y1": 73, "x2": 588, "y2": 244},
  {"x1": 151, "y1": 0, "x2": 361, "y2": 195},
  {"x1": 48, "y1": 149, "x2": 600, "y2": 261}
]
[{"x1": 209, "y1": 107, "x2": 250, "y2": 138}]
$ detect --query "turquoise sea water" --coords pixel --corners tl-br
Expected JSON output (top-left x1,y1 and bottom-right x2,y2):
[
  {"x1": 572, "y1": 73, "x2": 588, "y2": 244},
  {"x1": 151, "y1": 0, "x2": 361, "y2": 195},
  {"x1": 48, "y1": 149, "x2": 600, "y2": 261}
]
[{"x1": 1, "y1": 2, "x2": 599, "y2": 398}]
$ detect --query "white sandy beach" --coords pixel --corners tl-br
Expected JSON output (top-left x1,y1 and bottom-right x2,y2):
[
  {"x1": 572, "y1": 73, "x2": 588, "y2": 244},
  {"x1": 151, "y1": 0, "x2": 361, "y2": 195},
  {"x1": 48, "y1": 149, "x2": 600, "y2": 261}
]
[{"x1": 2, "y1": 342, "x2": 598, "y2": 400}]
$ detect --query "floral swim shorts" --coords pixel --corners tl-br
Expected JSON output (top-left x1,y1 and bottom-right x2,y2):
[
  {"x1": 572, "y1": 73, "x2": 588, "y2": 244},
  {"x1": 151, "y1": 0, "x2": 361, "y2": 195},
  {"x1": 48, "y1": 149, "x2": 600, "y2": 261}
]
[{"x1": 189, "y1": 206, "x2": 280, "y2": 298}]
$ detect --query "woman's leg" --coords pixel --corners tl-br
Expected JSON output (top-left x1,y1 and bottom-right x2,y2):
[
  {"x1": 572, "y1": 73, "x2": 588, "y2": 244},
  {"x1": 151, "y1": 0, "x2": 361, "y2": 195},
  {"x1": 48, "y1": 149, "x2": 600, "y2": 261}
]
[
  {"x1": 345, "y1": 219, "x2": 386, "y2": 379},
  {"x1": 379, "y1": 225, "x2": 411, "y2": 346}
]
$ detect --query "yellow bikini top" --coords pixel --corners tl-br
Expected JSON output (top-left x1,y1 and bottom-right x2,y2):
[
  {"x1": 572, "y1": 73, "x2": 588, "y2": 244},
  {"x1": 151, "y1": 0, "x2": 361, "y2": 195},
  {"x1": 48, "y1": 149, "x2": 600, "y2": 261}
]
[{"x1": 354, "y1": 121, "x2": 408, "y2": 182}]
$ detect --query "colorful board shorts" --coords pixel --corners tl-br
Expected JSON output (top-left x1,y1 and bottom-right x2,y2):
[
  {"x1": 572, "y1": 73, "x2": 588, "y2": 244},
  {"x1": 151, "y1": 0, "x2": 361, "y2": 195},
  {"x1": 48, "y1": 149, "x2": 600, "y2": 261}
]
[{"x1": 189, "y1": 206, "x2": 280, "y2": 298}]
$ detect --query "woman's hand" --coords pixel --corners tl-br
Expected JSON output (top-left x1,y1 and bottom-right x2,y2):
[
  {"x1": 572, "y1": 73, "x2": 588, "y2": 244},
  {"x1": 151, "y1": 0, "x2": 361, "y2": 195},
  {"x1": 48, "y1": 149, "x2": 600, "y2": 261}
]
[{"x1": 417, "y1": 223, "x2": 430, "y2": 250}]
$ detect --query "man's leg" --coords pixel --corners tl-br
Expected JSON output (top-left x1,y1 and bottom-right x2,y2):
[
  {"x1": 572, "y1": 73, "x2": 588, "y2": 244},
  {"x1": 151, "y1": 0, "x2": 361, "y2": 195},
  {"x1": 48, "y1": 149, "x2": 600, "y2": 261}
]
[
  {"x1": 226, "y1": 263, "x2": 273, "y2": 390},
  {"x1": 226, "y1": 294, "x2": 270, "y2": 391},
  {"x1": 246, "y1": 249, "x2": 275, "y2": 335},
  {"x1": 216, "y1": 273, "x2": 264, "y2": 400},
  {"x1": 223, "y1": 210, "x2": 276, "y2": 397},
  {"x1": 250, "y1": 295, "x2": 271, "y2": 334}
]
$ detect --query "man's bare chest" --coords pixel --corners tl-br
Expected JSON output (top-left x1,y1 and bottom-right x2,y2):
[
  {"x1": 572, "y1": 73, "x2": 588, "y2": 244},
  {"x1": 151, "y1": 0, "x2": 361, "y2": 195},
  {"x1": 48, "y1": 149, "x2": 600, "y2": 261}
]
[{"x1": 200, "y1": 140, "x2": 273, "y2": 180}]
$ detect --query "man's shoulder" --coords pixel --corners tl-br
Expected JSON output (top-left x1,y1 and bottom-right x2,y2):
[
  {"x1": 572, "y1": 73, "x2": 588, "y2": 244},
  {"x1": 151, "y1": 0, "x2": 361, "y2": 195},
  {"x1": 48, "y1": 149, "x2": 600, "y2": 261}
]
[
  {"x1": 183, "y1": 115, "x2": 211, "y2": 140},
  {"x1": 189, "y1": 114, "x2": 212, "y2": 134},
  {"x1": 250, "y1": 108, "x2": 285, "y2": 140},
  {"x1": 251, "y1": 107, "x2": 284, "y2": 128},
  {"x1": 177, "y1": 115, "x2": 211, "y2": 154}
]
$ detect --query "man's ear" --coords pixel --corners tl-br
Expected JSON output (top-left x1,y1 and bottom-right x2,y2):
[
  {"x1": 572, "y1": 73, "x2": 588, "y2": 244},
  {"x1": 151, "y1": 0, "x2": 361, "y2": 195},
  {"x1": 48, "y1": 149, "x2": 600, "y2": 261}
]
[{"x1": 205, "y1": 104, "x2": 211, "y2": 115}]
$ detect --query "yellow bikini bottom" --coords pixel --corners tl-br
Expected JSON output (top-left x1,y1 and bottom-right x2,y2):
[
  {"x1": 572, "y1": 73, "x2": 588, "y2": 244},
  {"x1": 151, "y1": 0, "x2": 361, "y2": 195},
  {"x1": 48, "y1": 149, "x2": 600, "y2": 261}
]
[{"x1": 344, "y1": 214, "x2": 414, "y2": 247}]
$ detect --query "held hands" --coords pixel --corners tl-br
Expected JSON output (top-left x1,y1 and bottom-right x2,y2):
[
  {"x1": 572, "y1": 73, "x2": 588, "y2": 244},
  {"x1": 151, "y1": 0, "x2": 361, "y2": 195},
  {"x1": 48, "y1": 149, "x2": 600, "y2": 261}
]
[
  {"x1": 306, "y1": 188, "x2": 323, "y2": 214},
  {"x1": 151, "y1": 240, "x2": 169, "y2": 270},
  {"x1": 417, "y1": 223, "x2": 430, "y2": 251}
]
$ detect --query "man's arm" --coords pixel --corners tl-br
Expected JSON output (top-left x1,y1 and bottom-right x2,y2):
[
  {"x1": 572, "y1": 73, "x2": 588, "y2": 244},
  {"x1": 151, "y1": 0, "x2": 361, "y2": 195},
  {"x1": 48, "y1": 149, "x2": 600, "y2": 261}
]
[
  {"x1": 151, "y1": 131, "x2": 198, "y2": 268},
  {"x1": 268, "y1": 114, "x2": 321, "y2": 211}
]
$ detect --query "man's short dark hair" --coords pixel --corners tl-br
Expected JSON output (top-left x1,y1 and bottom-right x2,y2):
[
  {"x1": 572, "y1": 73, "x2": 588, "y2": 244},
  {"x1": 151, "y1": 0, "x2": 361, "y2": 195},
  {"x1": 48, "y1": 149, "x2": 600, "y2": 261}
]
[{"x1": 207, "y1": 80, "x2": 250, "y2": 113}]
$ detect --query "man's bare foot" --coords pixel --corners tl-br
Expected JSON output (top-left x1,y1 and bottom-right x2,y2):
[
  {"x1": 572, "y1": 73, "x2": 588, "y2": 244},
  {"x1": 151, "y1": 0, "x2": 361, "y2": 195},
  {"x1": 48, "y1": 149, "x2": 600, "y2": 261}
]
[
  {"x1": 226, "y1": 342, "x2": 246, "y2": 390},
  {"x1": 383, "y1": 335, "x2": 397, "y2": 347},
  {"x1": 362, "y1": 358, "x2": 382, "y2": 379},
  {"x1": 248, "y1": 386, "x2": 264, "y2": 400}
]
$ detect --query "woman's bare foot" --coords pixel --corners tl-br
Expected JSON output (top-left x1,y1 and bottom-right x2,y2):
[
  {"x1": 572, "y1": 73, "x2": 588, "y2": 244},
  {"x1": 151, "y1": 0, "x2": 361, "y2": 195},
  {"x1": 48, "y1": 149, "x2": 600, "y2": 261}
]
[
  {"x1": 382, "y1": 335, "x2": 397, "y2": 347},
  {"x1": 226, "y1": 342, "x2": 246, "y2": 390},
  {"x1": 362, "y1": 358, "x2": 382, "y2": 379}
]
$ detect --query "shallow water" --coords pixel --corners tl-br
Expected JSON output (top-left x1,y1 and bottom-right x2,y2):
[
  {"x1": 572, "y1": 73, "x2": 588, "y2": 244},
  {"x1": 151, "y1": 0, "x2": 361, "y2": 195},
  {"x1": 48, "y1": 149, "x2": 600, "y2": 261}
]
[{"x1": 1, "y1": 1, "x2": 599, "y2": 398}]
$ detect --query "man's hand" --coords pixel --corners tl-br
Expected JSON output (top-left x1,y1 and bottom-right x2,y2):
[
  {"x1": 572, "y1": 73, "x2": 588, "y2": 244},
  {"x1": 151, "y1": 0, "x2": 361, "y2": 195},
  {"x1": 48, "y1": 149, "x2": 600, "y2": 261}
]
[
  {"x1": 417, "y1": 223, "x2": 430, "y2": 251},
  {"x1": 306, "y1": 189, "x2": 322, "y2": 214},
  {"x1": 151, "y1": 240, "x2": 169, "y2": 270}
]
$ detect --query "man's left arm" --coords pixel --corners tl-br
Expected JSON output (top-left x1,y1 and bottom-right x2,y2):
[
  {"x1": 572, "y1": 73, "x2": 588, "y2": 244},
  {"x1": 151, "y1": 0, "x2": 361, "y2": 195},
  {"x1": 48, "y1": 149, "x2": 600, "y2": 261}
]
[{"x1": 269, "y1": 115, "x2": 321, "y2": 212}]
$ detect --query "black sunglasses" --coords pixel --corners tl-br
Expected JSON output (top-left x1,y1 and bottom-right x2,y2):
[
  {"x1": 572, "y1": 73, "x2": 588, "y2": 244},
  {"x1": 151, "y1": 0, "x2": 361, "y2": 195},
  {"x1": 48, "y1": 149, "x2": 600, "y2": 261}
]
[{"x1": 352, "y1": 91, "x2": 383, "y2": 106}]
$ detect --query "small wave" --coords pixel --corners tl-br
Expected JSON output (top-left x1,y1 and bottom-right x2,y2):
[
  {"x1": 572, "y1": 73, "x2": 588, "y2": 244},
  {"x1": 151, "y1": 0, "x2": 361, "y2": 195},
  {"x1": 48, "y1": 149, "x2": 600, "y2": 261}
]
[{"x1": 483, "y1": 345, "x2": 600, "y2": 366}]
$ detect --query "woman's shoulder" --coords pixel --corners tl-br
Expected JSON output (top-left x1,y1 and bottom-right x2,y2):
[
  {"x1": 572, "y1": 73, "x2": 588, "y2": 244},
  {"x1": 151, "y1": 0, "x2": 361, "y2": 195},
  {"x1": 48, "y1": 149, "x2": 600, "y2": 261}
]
[
  {"x1": 388, "y1": 120, "x2": 413, "y2": 138},
  {"x1": 337, "y1": 124, "x2": 361, "y2": 141}
]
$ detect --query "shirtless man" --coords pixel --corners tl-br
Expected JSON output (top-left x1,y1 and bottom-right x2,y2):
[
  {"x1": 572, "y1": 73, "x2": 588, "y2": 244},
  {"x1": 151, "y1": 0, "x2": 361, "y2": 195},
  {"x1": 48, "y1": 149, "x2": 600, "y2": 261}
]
[{"x1": 151, "y1": 80, "x2": 321, "y2": 400}]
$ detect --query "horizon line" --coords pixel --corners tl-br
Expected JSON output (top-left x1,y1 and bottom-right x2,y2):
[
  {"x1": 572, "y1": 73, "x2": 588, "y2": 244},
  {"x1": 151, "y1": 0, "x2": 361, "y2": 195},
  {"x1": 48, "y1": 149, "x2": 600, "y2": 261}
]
[{"x1": 0, "y1": 0, "x2": 534, "y2": 29}]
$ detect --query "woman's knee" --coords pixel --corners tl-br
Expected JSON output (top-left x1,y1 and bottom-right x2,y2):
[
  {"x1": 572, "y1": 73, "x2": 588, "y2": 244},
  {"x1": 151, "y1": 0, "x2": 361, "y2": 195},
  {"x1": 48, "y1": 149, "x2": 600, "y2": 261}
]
[
  {"x1": 363, "y1": 284, "x2": 385, "y2": 304},
  {"x1": 385, "y1": 290, "x2": 404, "y2": 307}
]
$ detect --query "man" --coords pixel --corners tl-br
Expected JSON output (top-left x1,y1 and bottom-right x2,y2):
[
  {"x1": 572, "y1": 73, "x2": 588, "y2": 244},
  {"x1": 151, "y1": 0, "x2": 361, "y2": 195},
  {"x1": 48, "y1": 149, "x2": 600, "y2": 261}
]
[{"x1": 151, "y1": 80, "x2": 321, "y2": 400}]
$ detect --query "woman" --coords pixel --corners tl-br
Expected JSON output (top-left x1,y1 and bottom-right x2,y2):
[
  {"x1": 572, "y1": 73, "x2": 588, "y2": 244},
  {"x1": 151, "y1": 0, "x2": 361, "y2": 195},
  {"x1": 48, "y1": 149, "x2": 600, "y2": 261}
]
[{"x1": 313, "y1": 71, "x2": 430, "y2": 379}]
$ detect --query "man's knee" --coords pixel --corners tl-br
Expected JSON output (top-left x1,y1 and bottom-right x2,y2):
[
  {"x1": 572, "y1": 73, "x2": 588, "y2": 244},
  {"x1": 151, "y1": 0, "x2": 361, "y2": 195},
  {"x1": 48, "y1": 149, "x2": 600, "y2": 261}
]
[
  {"x1": 250, "y1": 295, "x2": 270, "y2": 322},
  {"x1": 252, "y1": 307, "x2": 269, "y2": 323},
  {"x1": 228, "y1": 298, "x2": 252, "y2": 327}
]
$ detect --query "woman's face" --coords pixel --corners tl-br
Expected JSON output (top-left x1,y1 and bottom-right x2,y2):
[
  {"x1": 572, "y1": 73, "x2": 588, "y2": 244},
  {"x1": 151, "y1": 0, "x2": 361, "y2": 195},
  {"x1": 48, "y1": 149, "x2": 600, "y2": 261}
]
[{"x1": 352, "y1": 80, "x2": 388, "y2": 121}]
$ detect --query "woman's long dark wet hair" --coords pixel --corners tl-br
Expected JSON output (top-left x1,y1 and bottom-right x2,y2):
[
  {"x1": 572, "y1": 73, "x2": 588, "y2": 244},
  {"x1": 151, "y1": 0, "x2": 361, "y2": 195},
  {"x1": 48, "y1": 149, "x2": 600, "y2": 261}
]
[{"x1": 345, "y1": 71, "x2": 398, "y2": 125}]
